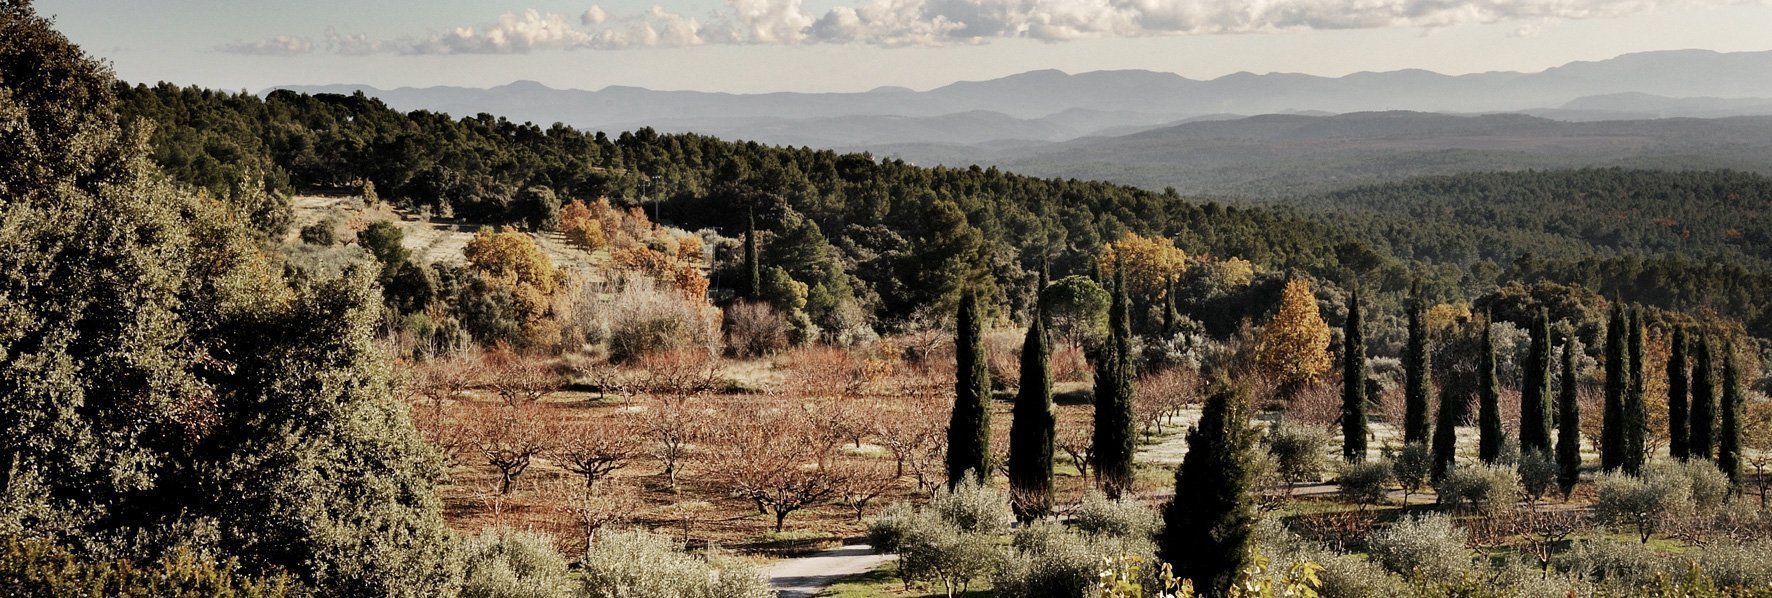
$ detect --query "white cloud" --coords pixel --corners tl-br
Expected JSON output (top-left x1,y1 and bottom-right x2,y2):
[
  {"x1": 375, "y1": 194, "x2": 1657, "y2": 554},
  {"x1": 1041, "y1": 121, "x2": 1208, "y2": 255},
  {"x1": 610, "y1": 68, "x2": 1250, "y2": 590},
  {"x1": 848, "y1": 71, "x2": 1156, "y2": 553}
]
[
  {"x1": 319, "y1": 0, "x2": 1743, "y2": 54},
  {"x1": 216, "y1": 34, "x2": 314, "y2": 56}
]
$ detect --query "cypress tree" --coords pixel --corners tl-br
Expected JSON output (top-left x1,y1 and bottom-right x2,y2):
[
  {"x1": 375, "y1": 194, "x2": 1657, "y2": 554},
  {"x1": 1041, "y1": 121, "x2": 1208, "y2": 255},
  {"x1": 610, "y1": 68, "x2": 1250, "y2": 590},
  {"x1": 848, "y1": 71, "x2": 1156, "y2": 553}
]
[
  {"x1": 1519, "y1": 309, "x2": 1553, "y2": 454},
  {"x1": 1161, "y1": 384, "x2": 1258, "y2": 596},
  {"x1": 1690, "y1": 336, "x2": 1716, "y2": 460},
  {"x1": 1431, "y1": 382, "x2": 1464, "y2": 483},
  {"x1": 1341, "y1": 289, "x2": 1369, "y2": 462},
  {"x1": 1093, "y1": 264, "x2": 1138, "y2": 499},
  {"x1": 946, "y1": 290, "x2": 991, "y2": 489},
  {"x1": 1478, "y1": 313, "x2": 1504, "y2": 464},
  {"x1": 1008, "y1": 272, "x2": 1055, "y2": 521},
  {"x1": 1622, "y1": 309, "x2": 1647, "y2": 475},
  {"x1": 1162, "y1": 274, "x2": 1179, "y2": 335},
  {"x1": 1403, "y1": 288, "x2": 1433, "y2": 445},
  {"x1": 1601, "y1": 303, "x2": 1628, "y2": 471},
  {"x1": 743, "y1": 205, "x2": 760, "y2": 299},
  {"x1": 1557, "y1": 339, "x2": 1583, "y2": 499},
  {"x1": 1667, "y1": 327, "x2": 1690, "y2": 460},
  {"x1": 1718, "y1": 345, "x2": 1743, "y2": 489}
]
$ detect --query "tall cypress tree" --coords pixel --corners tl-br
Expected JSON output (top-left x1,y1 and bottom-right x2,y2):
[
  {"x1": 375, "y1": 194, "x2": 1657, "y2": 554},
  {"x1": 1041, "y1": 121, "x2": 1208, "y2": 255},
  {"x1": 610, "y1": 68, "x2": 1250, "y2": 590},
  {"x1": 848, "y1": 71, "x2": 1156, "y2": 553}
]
[
  {"x1": 1008, "y1": 272, "x2": 1055, "y2": 521},
  {"x1": 1341, "y1": 289, "x2": 1369, "y2": 462},
  {"x1": 1093, "y1": 264, "x2": 1137, "y2": 499},
  {"x1": 743, "y1": 205, "x2": 760, "y2": 299},
  {"x1": 1161, "y1": 384, "x2": 1258, "y2": 596},
  {"x1": 1478, "y1": 313, "x2": 1504, "y2": 464},
  {"x1": 1519, "y1": 309, "x2": 1553, "y2": 454},
  {"x1": 1718, "y1": 345, "x2": 1743, "y2": 489},
  {"x1": 1690, "y1": 336, "x2": 1717, "y2": 460},
  {"x1": 1667, "y1": 327, "x2": 1690, "y2": 460},
  {"x1": 1601, "y1": 303, "x2": 1628, "y2": 471},
  {"x1": 1403, "y1": 288, "x2": 1433, "y2": 445},
  {"x1": 946, "y1": 290, "x2": 991, "y2": 489},
  {"x1": 1431, "y1": 382, "x2": 1464, "y2": 483},
  {"x1": 1557, "y1": 339, "x2": 1583, "y2": 499},
  {"x1": 1622, "y1": 309, "x2": 1647, "y2": 475},
  {"x1": 1162, "y1": 274, "x2": 1179, "y2": 336}
]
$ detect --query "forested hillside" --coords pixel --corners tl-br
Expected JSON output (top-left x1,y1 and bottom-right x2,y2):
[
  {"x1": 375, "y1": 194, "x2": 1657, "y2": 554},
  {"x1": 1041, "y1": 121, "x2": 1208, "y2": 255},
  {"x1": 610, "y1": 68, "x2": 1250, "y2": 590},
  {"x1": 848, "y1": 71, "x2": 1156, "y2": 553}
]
[{"x1": 116, "y1": 85, "x2": 1772, "y2": 338}]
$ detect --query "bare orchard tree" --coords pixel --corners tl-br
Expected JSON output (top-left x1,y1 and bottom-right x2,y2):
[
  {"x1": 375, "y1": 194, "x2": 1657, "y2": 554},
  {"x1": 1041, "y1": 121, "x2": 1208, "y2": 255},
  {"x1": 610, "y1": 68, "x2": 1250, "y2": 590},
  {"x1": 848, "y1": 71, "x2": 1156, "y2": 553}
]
[
  {"x1": 634, "y1": 348, "x2": 722, "y2": 490},
  {"x1": 712, "y1": 403, "x2": 845, "y2": 532},
  {"x1": 1057, "y1": 417, "x2": 1095, "y2": 482},
  {"x1": 468, "y1": 401, "x2": 551, "y2": 494},
  {"x1": 404, "y1": 351, "x2": 485, "y2": 468},
  {"x1": 484, "y1": 348, "x2": 565, "y2": 405},
  {"x1": 548, "y1": 414, "x2": 642, "y2": 490},
  {"x1": 871, "y1": 397, "x2": 947, "y2": 493},
  {"x1": 1134, "y1": 366, "x2": 1200, "y2": 440},
  {"x1": 550, "y1": 479, "x2": 643, "y2": 553},
  {"x1": 833, "y1": 457, "x2": 901, "y2": 521}
]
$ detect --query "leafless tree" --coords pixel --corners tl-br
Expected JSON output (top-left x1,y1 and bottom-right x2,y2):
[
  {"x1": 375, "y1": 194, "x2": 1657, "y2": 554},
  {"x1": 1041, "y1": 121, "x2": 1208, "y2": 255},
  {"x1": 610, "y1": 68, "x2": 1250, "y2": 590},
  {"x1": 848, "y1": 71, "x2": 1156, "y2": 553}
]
[
  {"x1": 548, "y1": 414, "x2": 642, "y2": 489},
  {"x1": 485, "y1": 349, "x2": 565, "y2": 405},
  {"x1": 1057, "y1": 418, "x2": 1095, "y2": 482},
  {"x1": 833, "y1": 457, "x2": 900, "y2": 521},
  {"x1": 469, "y1": 401, "x2": 551, "y2": 494},
  {"x1": 711, "y1": 404, "x2": 845, "y2": 532}
]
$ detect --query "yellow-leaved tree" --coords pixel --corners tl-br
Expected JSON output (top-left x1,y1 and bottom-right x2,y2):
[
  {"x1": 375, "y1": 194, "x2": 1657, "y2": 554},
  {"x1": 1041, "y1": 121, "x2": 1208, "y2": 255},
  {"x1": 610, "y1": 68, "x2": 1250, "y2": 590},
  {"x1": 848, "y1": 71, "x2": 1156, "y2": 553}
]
[
  {"x1": 1098, "y1": 232, "x2": 1188, "y2": 303},
  {"x1": 1256, "y1": 278, "x2": 1332, "y2": 386},
  {"x1": 465, "y1": 228, "x2": 567, "y2": 346},
  {"x1": 558, "y1": 198, "x2": 606, "y2": 251}
]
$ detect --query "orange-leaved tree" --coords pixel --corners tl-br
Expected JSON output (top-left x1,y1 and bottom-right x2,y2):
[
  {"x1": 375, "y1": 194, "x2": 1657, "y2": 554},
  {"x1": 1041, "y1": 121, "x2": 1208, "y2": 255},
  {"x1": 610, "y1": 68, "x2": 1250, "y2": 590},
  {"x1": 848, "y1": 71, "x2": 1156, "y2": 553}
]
[{"x1": 1256, "y1": 278, "x2": 1332, "y2": 387}]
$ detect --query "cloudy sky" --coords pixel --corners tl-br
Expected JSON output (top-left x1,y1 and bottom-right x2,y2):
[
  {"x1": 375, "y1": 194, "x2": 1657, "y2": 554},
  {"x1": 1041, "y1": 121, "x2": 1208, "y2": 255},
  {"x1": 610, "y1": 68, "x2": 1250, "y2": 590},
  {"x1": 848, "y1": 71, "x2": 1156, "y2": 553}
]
[{"x1": 38, "y1": 0, "x2": 1772, "y2": 93}]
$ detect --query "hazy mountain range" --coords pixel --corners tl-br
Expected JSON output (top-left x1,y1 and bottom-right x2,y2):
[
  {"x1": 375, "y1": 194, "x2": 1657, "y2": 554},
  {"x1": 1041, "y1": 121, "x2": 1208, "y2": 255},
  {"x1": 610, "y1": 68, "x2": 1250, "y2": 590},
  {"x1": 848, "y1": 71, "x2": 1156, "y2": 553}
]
[{"x1": 276, "y1": 49, "x2": 1772, "y2": 196}]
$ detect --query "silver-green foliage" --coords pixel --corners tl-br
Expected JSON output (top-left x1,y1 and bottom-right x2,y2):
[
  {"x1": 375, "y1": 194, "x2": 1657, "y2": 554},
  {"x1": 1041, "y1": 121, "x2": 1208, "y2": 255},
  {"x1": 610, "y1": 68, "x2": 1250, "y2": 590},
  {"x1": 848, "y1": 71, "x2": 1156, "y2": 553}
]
[
  {"x1": 460, "y1": 528, "x2": 573, "y2": 598},
  {"x1": 1363, "y1": 514, "x2": 1474, "y2": 580},
  {"x1": 579, "y1": 529, "x2": 771, "y2": 598},
  {"x1": 1434, "y1": 464, "x2": 1522, "y2": 513}
]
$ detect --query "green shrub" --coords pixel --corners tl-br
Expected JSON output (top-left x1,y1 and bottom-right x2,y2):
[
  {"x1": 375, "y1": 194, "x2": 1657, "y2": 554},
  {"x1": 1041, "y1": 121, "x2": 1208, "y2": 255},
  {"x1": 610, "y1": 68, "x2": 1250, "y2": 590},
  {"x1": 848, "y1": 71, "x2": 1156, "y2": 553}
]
[
  {"x1": 579, "y1": 529, "x2": 769, "y2": 598},
  {"x1": 1315, "y1": 553, "x2": 1407, "y2": 598},
  {"x1": 1267, "y1": 424, "x2": 1332, "y2": 487},
  {"x1": 1388, "y1": 443, "x2": 1433, "y2": 504},
  {"x1": 929, "y1": 478, "x2": 1010, "y2": 535},
  {"x1": 1696, "y1": 540, "x2": 1772, "y2": 589},
  {"x1": 996, "y1": 521, "x2": 1153, "y2": 598},
  {"x1": 1338, "y1": 460, "x2": 1392, "y2": 508},
  {"x1": 1435, "y1": 464, "x2": 1521, "y2": 513},
  {"x1": 1593, "y1": 470, "x2": 1692, "y2": 542},
  {"x1": 1657, "y1": 460, "x2": 1730, "y2": 513},
  {"x1": 0, "y1": 535, "x2": 288, "y2": 597},
  {"x1": 1517, "y1": 449, "x2": 1558, "y2": 502},
  {"x1": 459, "y1": 528, "x2": 572, "y2": 598},
  {"x1": 1071, "y1": 491, "x2": 1159, "y2": 542},
  {"x1": 1363, "y1": 514, "x2": 1473, "y2": 580},
  {"x1": 897, "y1": 524, "x2": 1001, "y2": 597},
  {"x1": 1555, "y1": 537, "x2": 1669, "y2": 586},
  {"x1": 300, "y1": 220, "x2": 338, "y2": 246}
]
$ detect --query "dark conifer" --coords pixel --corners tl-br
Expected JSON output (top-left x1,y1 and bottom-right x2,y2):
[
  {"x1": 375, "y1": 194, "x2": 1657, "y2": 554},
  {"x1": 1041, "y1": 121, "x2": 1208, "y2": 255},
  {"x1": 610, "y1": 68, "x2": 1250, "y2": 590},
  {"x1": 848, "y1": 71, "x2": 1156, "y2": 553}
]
[
  {"x1": 1601, "y1": 303, "x2": 1628, "y2": 471},
  {"x1": 1667, "y1": 327, "x2": 1690, "y2": 460},
  {"x1": 1622, "y1": 309, "x2": 1647, "y2": 475},
  {"x1": 1519, "y1": 309, "x2": 1553, "y2": 454},
  {"x1": 1403, "y1": 287, "x2": 1433, "y2": 445},
  {"x1": 1719, "y1": 344, "x2": 1744, "y2": 489},
  {"x1": 1557, "y1": 339, "x2": 1583, "y2": 498},
  {"x1": 744, "y1": 205, "x2": 761, "y2": 299},
  {"x1": 946, "y1": 290, "x2": 991, "y2": 489},
  {"x1": 1092, "y1": 264, "x2": 1138, "y2": 499},
  {"x1": 1341, "y1": 289, "x2": 1369, "y2": 462},
  {"x1": 1161, "y1": 383, "x2": 1258, "y2": 596},
  {"x1": 1690, "y1": 336, "x2": 1716, "y2": 460},
  {"x1": 1478, "y1": 312, "x2": 1504, "y2": 463},
  {"x1": 1008, "y1": 271, "x2": 1055, "y2": 521}
]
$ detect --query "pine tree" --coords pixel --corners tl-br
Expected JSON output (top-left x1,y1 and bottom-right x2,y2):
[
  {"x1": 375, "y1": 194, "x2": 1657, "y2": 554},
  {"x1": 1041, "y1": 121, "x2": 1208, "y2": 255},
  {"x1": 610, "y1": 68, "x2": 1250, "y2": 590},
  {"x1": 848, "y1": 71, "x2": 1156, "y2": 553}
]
[
  {"x1": 1161, "y1": 384, "x2": 1259, "y2": 596},
  {"x1": 1557, "y1": 339, "x2": 1583, "y2": 498},
  {"x1": 1008, "y1": 272, "x2": 1055, "y2": 521},
  {"x1": 1667, "y1": 327, "x2": 1690, "y2": 460},
  {"x1": 1622, "y1": 309, "x2": 1647, "y2": 475},
  {"x1": 1341, "y1": 289, "x2": 1369, "y2": 462},
  {"x1": 1519, "y1": 309, "x2": 1553, "y2": 455},
  {"x1": 1478, "y1": 313, "x2": 1505, "y2": 464},
  {"x1": 1431, "y1": 382, "x2": 1464, "y2": 483},
  {"x1": 1093, "y1": 265, "x2": 1138, "y2": 499},
  {"x1": 946, "y1": 290, "x2": 991, "y2": 489},
  {"x1": 744, "y1": 205, "x2": 761, "y2": 299},
  {"x1": 1403, "y1": 289, "x2": 1433, "y2": 445},
  {"x1": 1718, "y1": 344, "x2": 1743, "y2": 489},
  {"x1": 1601, "y1": 303, "x2": 1628, "y2": 471},
  {"x1": 1690, "y1": 336, "x2": 1716, "y2": 460}
]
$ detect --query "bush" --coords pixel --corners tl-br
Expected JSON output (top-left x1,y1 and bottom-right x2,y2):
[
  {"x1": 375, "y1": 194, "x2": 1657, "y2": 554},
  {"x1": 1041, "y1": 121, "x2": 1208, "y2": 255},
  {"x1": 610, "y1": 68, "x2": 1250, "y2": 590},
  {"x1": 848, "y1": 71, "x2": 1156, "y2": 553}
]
[
  {"x1": 897, "y1": 525, "x2": 1001, "y2": 597},
  {"x1": 724, "y1": 301, "x2": 788, "y2": 357},
  {"x1": 996, "y1": 521, "x2": 1153, "y2": 598},
  {"x1": 929, "y1": 477, "x2": 1011, "y2": 535},
  {"x1": 1388, "y1": 443, "x2": 1433, "y2": 504},
  {"x1": 1555, "y1": 537, "x2": 1668, "y2": 585},
  {"x1": 1070, "y1": 491, "x2": 1160, "y2": 542},
  {"x1": 1267, "y1": 424, "x2": 1332, "y2": 488},
  {"x1": 300, "y1": 220, "x2": 337, "y2": 246},
  {"x1": 1517, "y1": 449, "x2": 1558, "y2": 503},
  {"x1": 1338, "y1": 460, "x2": 1392, "y2": 508},
  {"x1": 1696, "y1": 540, "x2": 1772, "y2": 589},
  {"x1": 1593, "y1": 469, "x2": 1692, "y2": 542},
  {"x1": 1435, "y1": 464, "x2": 1521, "y2": 513},
  {"x1": 1363, "y1": 514, "x2": 1474, "y2": 580},
  {"x1": 460, "y1": 528, "x2": 572, "y2": 598},
  {"x1": 0, "y1": 535, "x2": 289, "y2": 597},
  {"x1": 1315, "y1": 553, "x2": 1407, "y2": 598},
  {"x1": 605, "y1": 276, "x2": 720, "y2": 362},
  {"x1": 1656, "y1": 460, "x2": 1730, "y2": 513},
  {"x1": 579, "y1": 528, "x2": 770, "y2": 598}
]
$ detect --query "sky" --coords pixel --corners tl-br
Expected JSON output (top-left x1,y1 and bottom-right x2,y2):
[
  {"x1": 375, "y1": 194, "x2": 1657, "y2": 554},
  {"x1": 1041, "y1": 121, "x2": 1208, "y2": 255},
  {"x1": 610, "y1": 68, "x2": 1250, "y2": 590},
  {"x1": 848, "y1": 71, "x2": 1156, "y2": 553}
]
[{"x1": 36, "y1": 0, "x2": 1772, "y2": 93}]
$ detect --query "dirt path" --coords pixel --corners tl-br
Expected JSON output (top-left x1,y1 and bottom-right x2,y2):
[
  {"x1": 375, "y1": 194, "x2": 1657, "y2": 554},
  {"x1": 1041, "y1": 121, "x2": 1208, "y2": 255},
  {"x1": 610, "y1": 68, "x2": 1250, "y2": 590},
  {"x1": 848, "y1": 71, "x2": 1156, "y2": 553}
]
[{"x1": 765, "y1": 544, "x2": 895, "y2": 598}]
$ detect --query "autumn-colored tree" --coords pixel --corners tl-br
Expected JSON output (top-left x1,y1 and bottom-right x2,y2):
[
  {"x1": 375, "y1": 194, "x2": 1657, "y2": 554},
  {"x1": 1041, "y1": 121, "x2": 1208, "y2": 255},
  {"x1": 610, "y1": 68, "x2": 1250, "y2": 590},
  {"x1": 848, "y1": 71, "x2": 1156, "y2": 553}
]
[
  {"x1": 1256, "y1": 278, "x2": 1332, "y2": 388},
  {"x1": 1097, "y1": 232, "x2": 1188, "y2": 324},
  {"x1": 558, "y1": 198, "x2": 607, "y2": 251},
  {"x1": 611, "y1": 245, "x2": 710, "y2": 302},
  {"x1": 465, "y1": 227, "x2": 566, "y2": 344}
]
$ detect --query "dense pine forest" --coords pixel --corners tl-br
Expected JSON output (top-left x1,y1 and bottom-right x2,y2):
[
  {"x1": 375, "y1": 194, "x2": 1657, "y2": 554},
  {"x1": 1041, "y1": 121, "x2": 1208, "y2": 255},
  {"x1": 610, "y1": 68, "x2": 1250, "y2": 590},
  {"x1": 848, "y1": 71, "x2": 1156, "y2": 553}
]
[{"x1": 6, "y1": 1, "x2": 1772, "y2": 596}]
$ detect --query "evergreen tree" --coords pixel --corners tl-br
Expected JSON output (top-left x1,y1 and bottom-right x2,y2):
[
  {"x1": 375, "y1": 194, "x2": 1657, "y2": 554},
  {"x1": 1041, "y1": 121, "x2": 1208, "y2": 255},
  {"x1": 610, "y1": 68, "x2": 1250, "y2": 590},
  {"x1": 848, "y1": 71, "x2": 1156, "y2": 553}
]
[
  {"x1": 1403, "y1": 288, "x2": 1433, "y2": 445},
  {"x1": 744, "y1": 205, "x2": 760, "y2": 300},
  {"x1": 1478, "y1": 313, "x2": 1505, "y2": 463},
  {"x1": 1622, "y1": 309, "x2": 1647, "y2": 475},
  {"x1": 1601, "y1": 303, "x2": 1629, "y2": 471},
  {"x1": 1161, "y1": 384, "x2": 1259, "y2": 596},
  {"x1": 946, "y1": 290, "x2": 991, "y2": 489},
  {"x1": 1519, "y1": 309, "x2": 1553, "y2": 454},
  {"x1": 1690, "y1": 336, "x2": 1716, "y2": 460},
  {"x1": 1008, "y1": 272, "x2": 1055, "y2": 521},
  {"x1": 1557, "y1": 339, "x2": 1583, "y2": 498},
  {"x1": 1341, "y1": 289, "x2": 1369, "y2": 462},
  {"x1": 1431, "y1": 382, "x2": 1464, "y2": 483},
  {"x1": 1667, "y1": 327, "x2": 1690, "y2": 460},
  {"x1": 1718, "y1": 345, "x2": 1743, "y2": 489},
  {"x1": 1093, "y1": 264, "x2": 1138, "y2": 499},
  {"x1": 1162, "y1": 274, "x2": 1179, "y2": 335}
]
